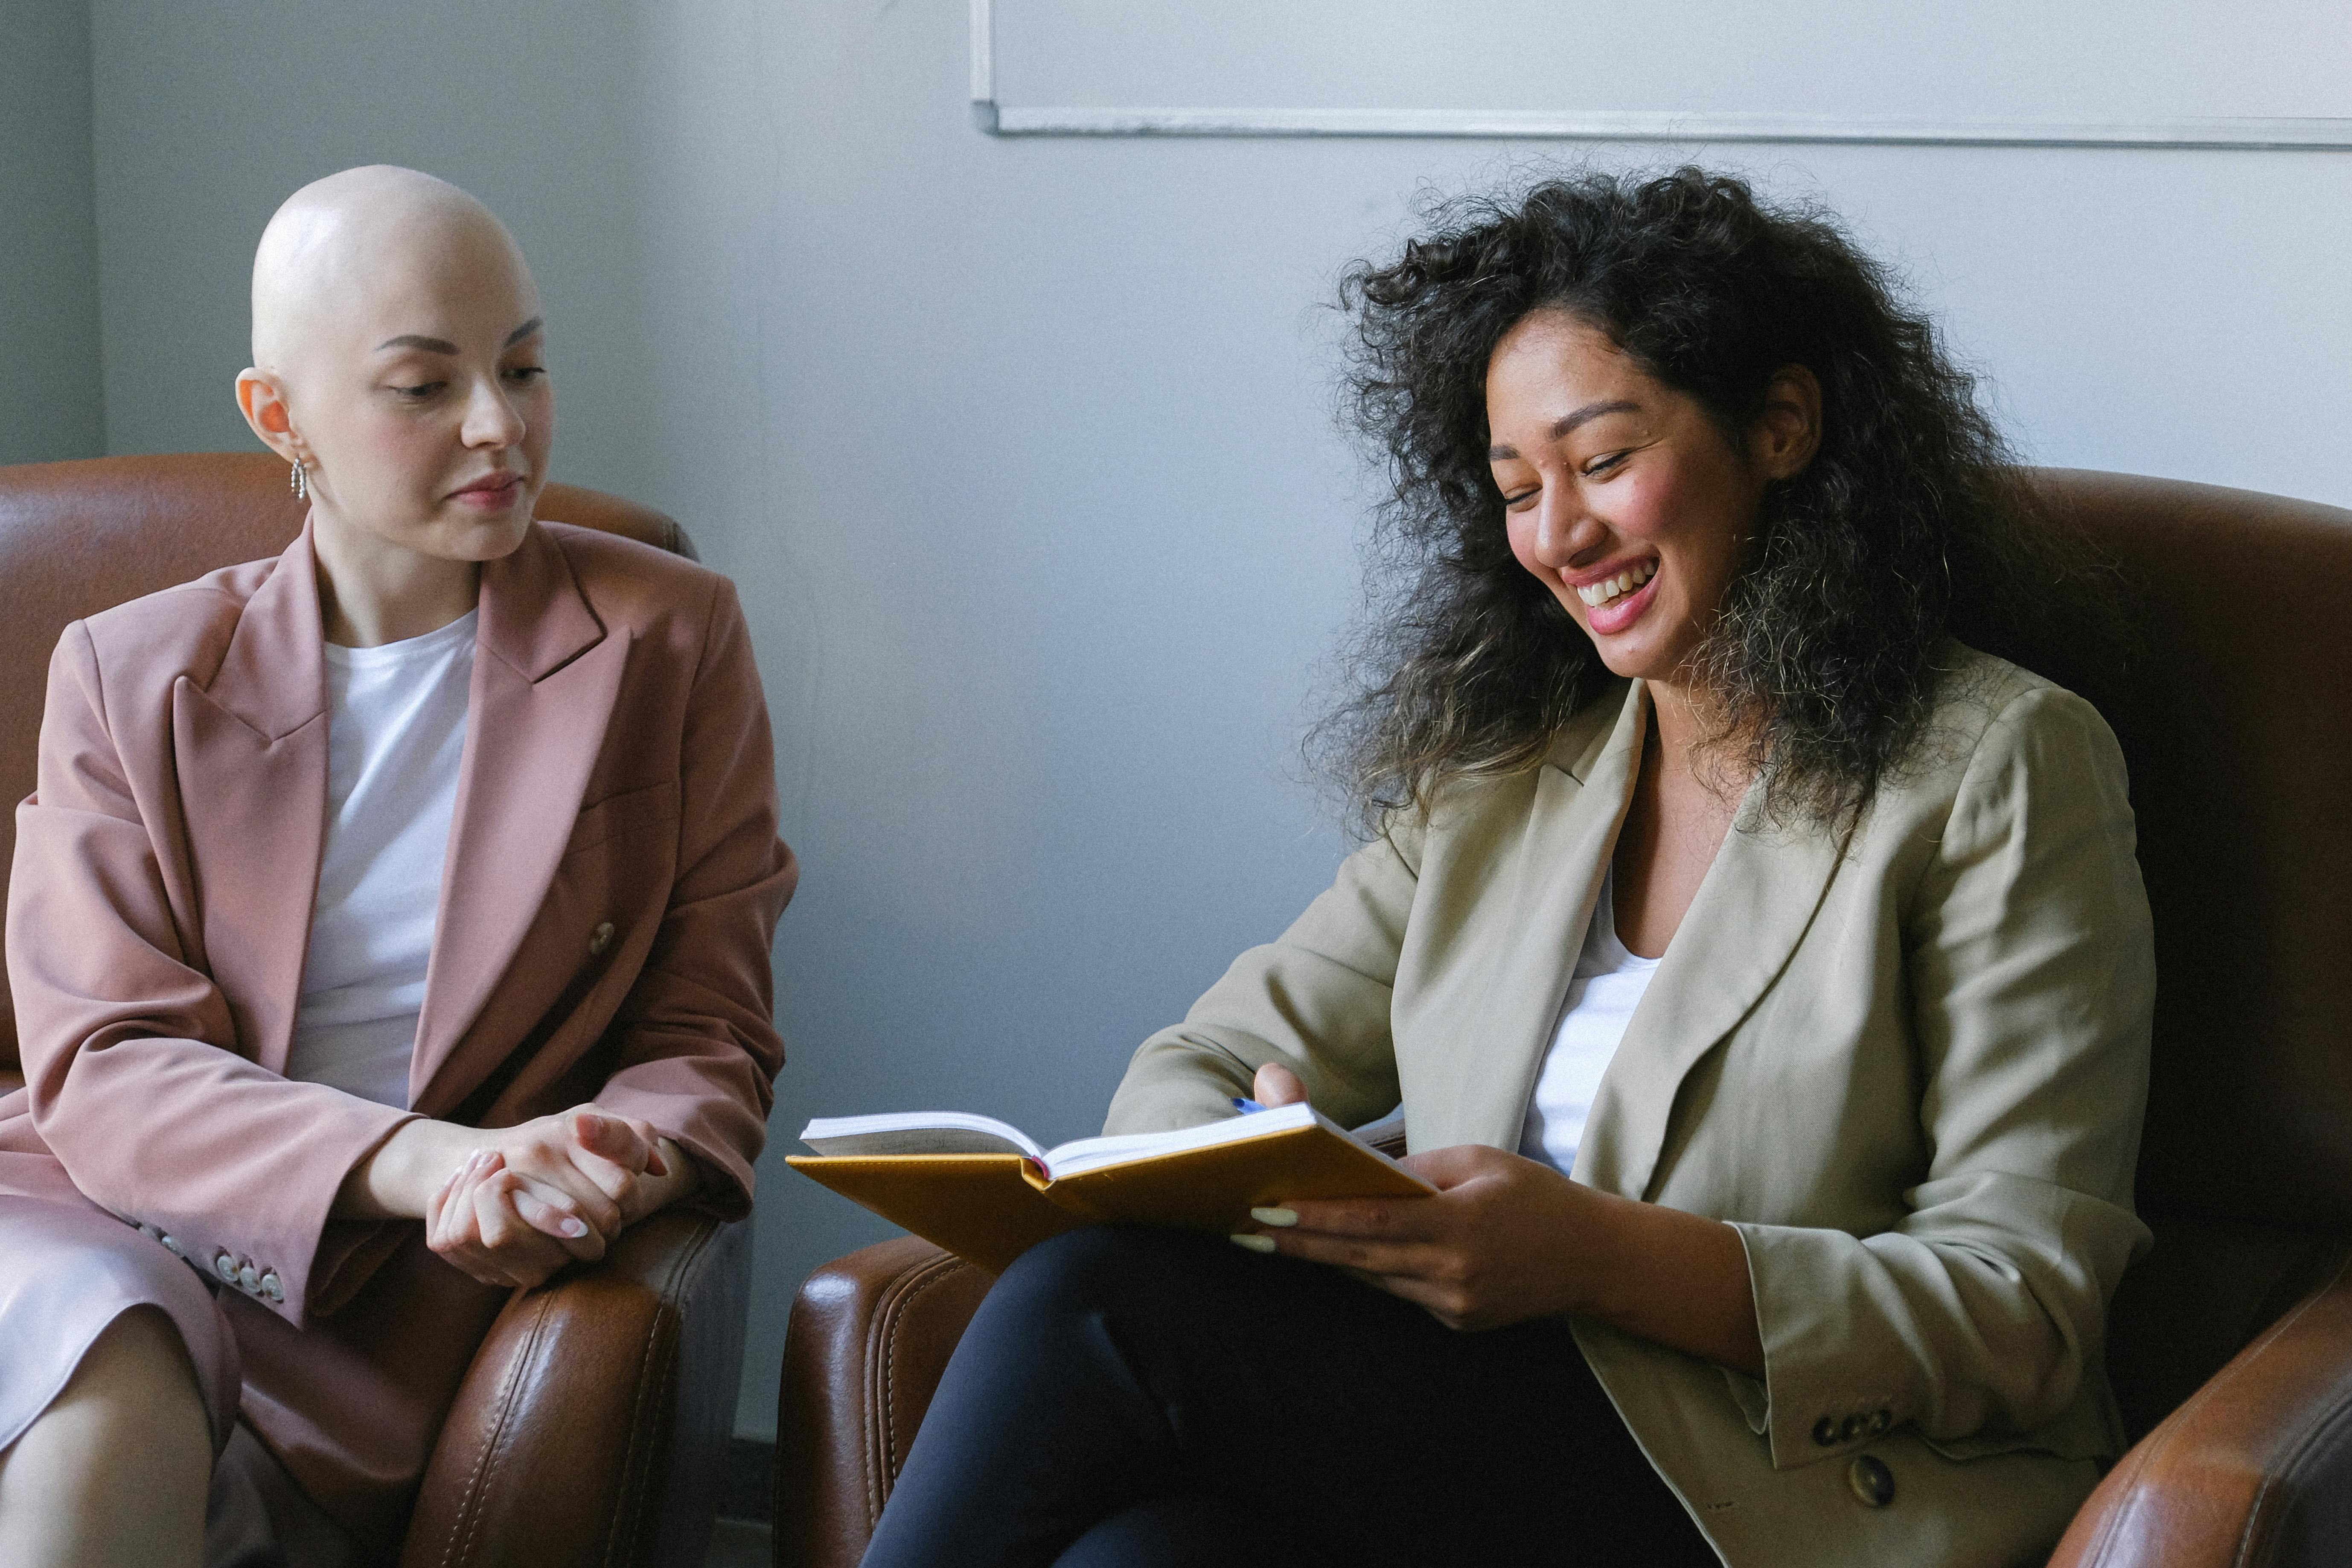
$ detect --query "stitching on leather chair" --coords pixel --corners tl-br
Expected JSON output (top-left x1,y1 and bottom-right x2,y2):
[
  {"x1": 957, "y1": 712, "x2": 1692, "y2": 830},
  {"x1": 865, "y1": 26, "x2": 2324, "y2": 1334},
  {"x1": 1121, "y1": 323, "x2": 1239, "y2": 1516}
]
[
  {"x1": 862, "y1": 1270, "x2": 913, "y2": 1525},
  {"x1": 604, "y1": 1321, "x2": 678, "y2": 1565},
  {"x1": 879, "y1": 1257, "x2": 970, "y2": 1481},
  {"x1": 444, "y1": 1292, "x2": 559, "y2": 1568},
  {"x1": 864, "y1": 1249, "x2": 973, "y2": 1527},
  {"x1": 601, "y1": 1219, "x2": 713, "y2": 1567},
  {"x1": 2255, "y1": 1399, "x2": 2352, "y2": 1568},
  {"x1": 862, "y1": 1261, "x2": 931, "y2": 1524},
  {"x1": 2264, "y1": 1392, "x2": 2352, "y2": 1565},
  {"x1": 2232, "y1": 1253, "x2": 2352, "y2": 1566}
]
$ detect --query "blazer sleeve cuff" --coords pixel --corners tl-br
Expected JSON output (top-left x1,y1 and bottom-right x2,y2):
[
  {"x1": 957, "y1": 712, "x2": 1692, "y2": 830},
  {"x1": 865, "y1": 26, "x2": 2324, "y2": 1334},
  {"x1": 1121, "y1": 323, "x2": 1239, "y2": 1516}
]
[{"x1": 1732, "y1": 1221, "x2": 1922, "y2": 1471}]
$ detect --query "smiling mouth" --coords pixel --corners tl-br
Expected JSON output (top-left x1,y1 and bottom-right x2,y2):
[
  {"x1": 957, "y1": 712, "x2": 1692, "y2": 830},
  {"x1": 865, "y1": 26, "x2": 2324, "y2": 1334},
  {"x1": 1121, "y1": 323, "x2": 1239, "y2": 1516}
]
[{"x1": 1576, "y1": 560, "x2": 1656, "y2": 608}]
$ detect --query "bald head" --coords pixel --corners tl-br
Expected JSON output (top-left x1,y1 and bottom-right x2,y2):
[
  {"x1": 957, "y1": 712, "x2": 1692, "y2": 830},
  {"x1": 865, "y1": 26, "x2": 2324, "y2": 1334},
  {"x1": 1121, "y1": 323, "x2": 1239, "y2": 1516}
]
[
  {"x1": 236, "y1": 166, "x2": 553, "y2": 593},
  {"x1": 251, "y1": 165, "x2": 536, "y2": 372}
]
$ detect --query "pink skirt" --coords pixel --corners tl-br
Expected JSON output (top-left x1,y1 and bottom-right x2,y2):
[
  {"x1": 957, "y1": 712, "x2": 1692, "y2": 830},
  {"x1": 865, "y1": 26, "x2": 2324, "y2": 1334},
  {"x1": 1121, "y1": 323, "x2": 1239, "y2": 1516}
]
[
  {"x1": 0, "y1": 1163, "x2": 363, "y2": 1564},
  {"x1": 0, "y1": 1193, "x2": 241, "y2": 1455}
]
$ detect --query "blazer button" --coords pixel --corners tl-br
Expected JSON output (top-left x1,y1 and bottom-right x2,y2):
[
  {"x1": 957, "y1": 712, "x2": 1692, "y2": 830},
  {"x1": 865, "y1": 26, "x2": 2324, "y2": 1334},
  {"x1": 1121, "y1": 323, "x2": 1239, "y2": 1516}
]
[
  {"x1": 1812, "y1": 1416, "x2": 1838, "y2": 1446},
  {"x1": 214, "y1": 1252, "x2": 239, "y2": 1283},
  {"x1": 1848, "y1": 1455, "x2": 1896, "y2": 1509},
  {"x1": 588, "y1": 921, "x2": 615, "y2": 956},
  {"x1": 1869, "y1": 1407, "x2": 1892, "y2": 1437},
  {"x1": 1840, "y1": 1413, "x2": 1867, "y2": 1443},
  {"x1": 159, "y1": 1233, "x2": 184, "y2": 1257},
  {"x1": 237, "y1": 1263, "x2": 262, "y2": 1294},
  {"x1": 260, "y1": 1271, "x2": 283, "y2": 1302}
]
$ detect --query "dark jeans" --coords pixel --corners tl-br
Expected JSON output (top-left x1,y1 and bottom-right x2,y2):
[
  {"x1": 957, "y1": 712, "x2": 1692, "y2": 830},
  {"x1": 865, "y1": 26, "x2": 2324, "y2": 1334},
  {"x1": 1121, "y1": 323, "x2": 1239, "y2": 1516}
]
[{"x1": 860, "y1": 1226, "x2": 1719, "y2": 1568}]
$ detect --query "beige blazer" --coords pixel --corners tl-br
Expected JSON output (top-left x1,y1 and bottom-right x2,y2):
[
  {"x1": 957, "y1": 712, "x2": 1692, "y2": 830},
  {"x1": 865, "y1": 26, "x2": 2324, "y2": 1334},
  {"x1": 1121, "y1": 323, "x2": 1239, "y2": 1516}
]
[
  {"x1": 0, "y1": 518, "x2": 794, "y2": 1537},
  {"x1": 1105, "y1": 647, "x2": 2154, "y2": 1568}
]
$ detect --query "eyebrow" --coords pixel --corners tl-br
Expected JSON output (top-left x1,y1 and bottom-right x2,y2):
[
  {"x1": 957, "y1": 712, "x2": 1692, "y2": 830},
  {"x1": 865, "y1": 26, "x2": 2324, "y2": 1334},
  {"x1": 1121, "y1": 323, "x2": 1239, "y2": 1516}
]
[
  {"x1": 1488, "y1": 399, "x2": 1641, "y2": 460},
  {"x1": 373, "y1": 317, "x2": 544, "y2": 355}
]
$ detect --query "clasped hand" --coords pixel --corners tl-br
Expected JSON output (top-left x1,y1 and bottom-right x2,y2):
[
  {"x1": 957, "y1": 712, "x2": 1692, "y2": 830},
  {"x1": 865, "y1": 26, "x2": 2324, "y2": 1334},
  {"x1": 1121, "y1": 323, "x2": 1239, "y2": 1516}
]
[{"x1": 422, "y1": 1108, "x2": 685, "y2": 1289}]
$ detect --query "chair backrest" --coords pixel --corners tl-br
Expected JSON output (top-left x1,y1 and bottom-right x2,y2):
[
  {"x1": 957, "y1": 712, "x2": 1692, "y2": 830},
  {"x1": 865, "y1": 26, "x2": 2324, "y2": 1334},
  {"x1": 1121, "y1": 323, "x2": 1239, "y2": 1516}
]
[
  {"x1": 0, "y1": 451, "x2": 694, "y2": 1073},
  {"x1": 2030, "y1": 469, "x2": 2352, "y2": 1436}
]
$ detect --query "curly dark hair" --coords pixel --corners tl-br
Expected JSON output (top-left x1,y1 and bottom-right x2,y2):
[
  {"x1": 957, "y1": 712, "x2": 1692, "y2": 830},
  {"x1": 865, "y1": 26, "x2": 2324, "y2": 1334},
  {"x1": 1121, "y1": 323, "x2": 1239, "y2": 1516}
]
[{"x1": 1321, "y1": 166, "x2": 2121, "y2": 832}]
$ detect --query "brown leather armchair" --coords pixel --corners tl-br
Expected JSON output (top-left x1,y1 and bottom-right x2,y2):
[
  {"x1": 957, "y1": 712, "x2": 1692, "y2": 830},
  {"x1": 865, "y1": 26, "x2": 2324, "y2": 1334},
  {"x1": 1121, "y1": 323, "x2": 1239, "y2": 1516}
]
[
  {"x1": 776, "y1": 469, "x2": 2352, "y2": 1568},
  {"x1": 0, "y1": 453, "x2": 747, "y2": 1568}
]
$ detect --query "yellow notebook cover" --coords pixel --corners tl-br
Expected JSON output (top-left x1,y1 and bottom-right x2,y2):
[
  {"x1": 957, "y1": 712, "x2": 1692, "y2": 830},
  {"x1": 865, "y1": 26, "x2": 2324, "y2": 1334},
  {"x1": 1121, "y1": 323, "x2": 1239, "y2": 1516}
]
[{"x1": 789, "y1": 1108, "x2": 1429, "y2": 1274}]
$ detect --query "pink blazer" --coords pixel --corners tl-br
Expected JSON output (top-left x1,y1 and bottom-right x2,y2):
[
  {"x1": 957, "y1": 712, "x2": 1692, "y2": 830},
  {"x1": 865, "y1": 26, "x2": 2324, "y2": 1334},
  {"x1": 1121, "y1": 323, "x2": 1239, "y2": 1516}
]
[{"x1": 0, "y1": 518, "x2": 794, "y2": 1536}]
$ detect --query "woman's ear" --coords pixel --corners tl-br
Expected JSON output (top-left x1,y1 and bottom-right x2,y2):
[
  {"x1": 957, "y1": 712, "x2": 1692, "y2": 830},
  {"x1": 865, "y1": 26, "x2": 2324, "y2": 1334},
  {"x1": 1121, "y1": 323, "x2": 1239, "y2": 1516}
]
[
  {"x1": 235, "y1": 368, "x2": 302, "y2": 461},
  {"x1": 1749, "y1": 364, "x2": 1823, "y2": 481}
]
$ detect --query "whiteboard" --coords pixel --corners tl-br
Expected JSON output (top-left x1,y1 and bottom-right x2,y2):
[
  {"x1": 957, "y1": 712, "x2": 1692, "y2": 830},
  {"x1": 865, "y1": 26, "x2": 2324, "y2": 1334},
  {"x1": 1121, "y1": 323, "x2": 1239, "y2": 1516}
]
[{"x1": 973, "y1": 0, "x2": 2352, "y2": 146}]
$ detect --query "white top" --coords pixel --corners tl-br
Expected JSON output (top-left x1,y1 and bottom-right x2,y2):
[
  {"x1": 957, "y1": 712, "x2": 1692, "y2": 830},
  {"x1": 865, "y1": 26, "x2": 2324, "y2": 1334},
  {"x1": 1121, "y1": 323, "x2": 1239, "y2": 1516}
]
[
  {"x1": 285, "y1": 611, "x2": 477, "y2": 1108},
  {"x1": 1518, "y1": 867, "x2": 1661, "y2": 1177}
]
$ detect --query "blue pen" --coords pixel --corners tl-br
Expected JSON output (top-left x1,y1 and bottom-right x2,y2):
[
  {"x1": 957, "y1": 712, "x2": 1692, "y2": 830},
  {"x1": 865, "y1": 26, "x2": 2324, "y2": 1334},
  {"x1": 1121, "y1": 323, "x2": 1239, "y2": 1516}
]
[{"x1": 1230, "y1": 1096, "x2": 1267, "y2": 1114}]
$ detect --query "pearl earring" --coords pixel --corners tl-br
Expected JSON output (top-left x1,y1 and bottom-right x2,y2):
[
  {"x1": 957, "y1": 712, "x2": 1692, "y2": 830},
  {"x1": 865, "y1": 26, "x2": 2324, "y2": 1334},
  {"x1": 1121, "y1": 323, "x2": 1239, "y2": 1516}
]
[{"x1": 290, "y1": 459, "x2": 308, "y2": 501}]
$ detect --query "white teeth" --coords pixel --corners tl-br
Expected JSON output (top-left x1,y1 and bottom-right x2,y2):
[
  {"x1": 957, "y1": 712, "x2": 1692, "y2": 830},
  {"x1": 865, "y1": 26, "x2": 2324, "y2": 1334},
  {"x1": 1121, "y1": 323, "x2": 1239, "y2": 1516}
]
[{"x1": 1577, "y1": 562, "x2": 1655, "y2": 607}]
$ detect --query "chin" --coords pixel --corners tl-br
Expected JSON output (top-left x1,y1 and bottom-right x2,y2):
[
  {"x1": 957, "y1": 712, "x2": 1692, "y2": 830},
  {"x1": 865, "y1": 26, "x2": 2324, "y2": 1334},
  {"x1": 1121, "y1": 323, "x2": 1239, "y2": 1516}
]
[
  {"x1": 1581, "y1": 633, "x2": 1686, "y2": 685},
  {"x1": 429, "y1": 500, "x2": 539, "y2": 560},
  {"x1": 462, "y1": 516, "x2": 537, "y2": 561}
]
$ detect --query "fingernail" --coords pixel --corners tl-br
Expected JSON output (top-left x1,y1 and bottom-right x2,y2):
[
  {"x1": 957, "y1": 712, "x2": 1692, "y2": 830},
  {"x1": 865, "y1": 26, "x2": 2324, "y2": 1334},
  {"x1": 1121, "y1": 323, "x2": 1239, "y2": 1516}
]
[
  {"x1": 1229, "y1": 1233, "x2": 1277, "y2": 1254},
  {"x1": 561, "y1": 1217, "x2": 588, "y2": 1238},
  {"x1": 1249, "y1": 1207, "x2": 1299, "y2": 1228}
]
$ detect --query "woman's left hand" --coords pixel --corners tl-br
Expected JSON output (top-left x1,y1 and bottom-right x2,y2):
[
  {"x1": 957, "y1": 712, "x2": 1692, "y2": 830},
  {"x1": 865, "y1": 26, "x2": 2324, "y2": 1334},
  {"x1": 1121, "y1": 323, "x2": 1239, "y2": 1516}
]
[
  {"x1": 1243, "y1": 1141, "x2": 1765, "y2": 1371},
  {"x1": 428, "y1": 1149, "x2": 591, "y2": 1289},
  {"x1": 1246, "y1": 1145, "x2": 1596, "y2": 1331}
]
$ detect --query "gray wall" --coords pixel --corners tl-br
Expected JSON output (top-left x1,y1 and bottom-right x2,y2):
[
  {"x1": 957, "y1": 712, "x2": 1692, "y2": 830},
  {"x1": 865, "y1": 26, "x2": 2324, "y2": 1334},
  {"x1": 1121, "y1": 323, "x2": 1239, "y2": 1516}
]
[
  {"x1": 84, "y1": 0, "x2": 658, "y2": 495},
  {"x1": 61, "y1": 0, "x2": 2352, "y2": 1442},
  {"x1": 0, "y1": 0, "x2": 104, "y2": 463}
]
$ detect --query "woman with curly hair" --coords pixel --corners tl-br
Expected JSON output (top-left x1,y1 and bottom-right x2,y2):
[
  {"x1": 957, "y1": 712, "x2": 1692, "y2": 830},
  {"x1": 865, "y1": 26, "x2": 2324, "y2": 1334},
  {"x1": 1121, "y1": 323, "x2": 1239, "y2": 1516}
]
[{"x1": 862, "y1": 168, "x2": 2153, "y2": 1568}]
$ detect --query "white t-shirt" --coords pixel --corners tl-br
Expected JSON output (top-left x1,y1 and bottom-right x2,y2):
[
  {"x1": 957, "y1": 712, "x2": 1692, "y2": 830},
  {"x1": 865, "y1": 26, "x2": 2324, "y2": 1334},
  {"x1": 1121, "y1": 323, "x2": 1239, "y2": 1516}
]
[
  {"x1": 1518, "y1": 867, "x2": 1662, "y2": 1176},
  {"x1": 285, "y1": 610, "x2": 477, "y2": 1108}
]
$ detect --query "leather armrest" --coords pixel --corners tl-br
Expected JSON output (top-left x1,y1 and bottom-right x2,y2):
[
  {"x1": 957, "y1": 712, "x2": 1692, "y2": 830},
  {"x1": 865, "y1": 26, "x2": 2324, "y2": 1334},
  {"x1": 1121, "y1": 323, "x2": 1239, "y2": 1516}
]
[
  {"x1": 399, "y1": 1209, "x2": 752, "y2": 1568},
  {"x1": 776, "y1": 1236, "x2": 993, "y2": 1568},
  {"x1": 2052, "y1": 1248, "x2": 2352, "y2": 1568}
]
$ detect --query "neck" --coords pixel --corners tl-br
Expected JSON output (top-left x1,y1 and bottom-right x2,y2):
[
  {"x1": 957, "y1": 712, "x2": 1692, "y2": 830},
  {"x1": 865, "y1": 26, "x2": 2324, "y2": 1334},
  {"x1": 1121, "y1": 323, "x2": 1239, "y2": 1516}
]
[
  {"x1": 309, "y1": 509, "x2": 480, "y2": 648},
  {"x1": 1642, "y1": 674, "x2": 1750, "y2": 798}
]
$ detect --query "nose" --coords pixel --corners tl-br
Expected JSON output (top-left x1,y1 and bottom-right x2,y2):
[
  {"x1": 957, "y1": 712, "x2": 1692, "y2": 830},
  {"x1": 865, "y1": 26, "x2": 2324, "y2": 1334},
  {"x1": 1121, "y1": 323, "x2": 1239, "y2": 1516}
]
[
  {"x1": 1528, "y1": 481, "x2": 1603, "y2": 567},
  {"x1": 459, "y1": 374, "x2": 527, "y2": 450}
]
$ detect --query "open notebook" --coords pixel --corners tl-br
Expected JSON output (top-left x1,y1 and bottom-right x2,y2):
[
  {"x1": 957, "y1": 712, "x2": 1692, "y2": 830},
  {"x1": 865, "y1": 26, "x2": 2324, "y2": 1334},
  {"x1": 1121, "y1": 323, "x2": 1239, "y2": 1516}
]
[{"x1": 790, "y1": 1103, "x2": 1431, "y2": 1273}]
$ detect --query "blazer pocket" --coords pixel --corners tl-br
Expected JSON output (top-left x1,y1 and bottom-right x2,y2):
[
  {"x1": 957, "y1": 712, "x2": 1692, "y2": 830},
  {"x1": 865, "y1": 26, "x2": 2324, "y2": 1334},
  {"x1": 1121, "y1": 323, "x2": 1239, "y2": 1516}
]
[{"x1": 565, "y1": 779, "x2": 681, "y2": 858}]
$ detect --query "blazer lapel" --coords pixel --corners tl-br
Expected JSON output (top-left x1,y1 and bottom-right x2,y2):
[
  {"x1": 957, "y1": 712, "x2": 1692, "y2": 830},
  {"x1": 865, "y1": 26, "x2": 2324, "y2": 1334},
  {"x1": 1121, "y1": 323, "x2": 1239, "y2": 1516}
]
[
  {"x1": 408, "y1": 525, "x2": 625, "y2": 1112},
  {"x1": 1577, "y1": 769, "x2": 1853, "y2": 1203},
  {"x1": 1426, "y1": 684, "x2": 1648, "y2": 1151},
  {"x1": 172, "y1": 523, "x2": 329, "y2": 1071}
]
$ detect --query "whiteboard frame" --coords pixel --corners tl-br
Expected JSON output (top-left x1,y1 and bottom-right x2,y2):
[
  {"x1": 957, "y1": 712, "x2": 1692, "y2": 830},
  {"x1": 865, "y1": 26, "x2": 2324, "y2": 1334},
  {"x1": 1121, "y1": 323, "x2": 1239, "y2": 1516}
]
[{"x1": 967, "y1": 0, "x2": 2352, "y2": 149}]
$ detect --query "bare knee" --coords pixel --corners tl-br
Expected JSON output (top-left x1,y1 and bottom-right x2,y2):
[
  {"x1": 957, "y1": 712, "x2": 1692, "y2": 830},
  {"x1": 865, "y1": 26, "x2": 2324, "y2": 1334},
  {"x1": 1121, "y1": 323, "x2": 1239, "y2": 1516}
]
[
  {"x1": 61, "y1": 1307, "x2": 207, "y2": 1419},
  {"x1": 0, "y1": 1307, "x2": 210, "y2": 1568}
]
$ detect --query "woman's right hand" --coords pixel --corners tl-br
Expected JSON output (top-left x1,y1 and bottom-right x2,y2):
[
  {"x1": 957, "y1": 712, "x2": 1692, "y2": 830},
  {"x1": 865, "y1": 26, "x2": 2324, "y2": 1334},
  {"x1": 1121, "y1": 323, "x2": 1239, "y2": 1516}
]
[
  {"x1": 471, "y1": 1105, "x2": 670, "y2": 1244},
  {"x1": 336, "y1": 1106, "x2": 670, "y2": 1251},
  {"x1": 428, "y1": 1150, "x2": 589, "y2": 1289}
]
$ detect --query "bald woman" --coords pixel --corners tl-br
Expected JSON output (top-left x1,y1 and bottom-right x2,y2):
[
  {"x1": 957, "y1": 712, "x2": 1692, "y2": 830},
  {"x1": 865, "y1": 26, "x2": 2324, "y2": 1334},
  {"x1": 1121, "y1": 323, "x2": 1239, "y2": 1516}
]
[{"x1": 0, "y1": 167, "x2": 794, "y2": 1566}]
